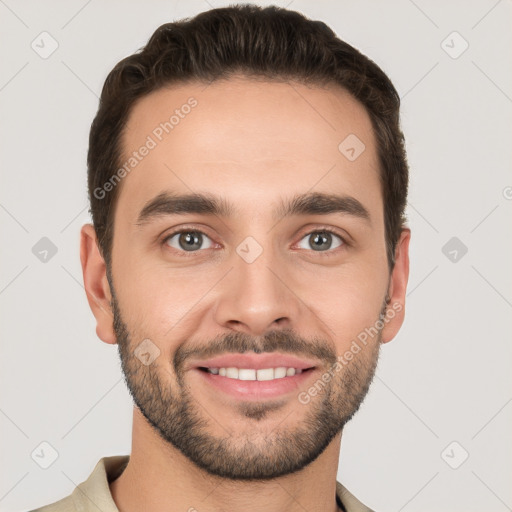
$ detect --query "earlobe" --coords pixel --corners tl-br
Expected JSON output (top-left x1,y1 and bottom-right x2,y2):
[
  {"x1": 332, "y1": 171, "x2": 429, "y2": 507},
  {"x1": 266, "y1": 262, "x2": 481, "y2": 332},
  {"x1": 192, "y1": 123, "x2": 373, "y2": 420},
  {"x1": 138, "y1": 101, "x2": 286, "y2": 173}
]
[
  {"x1": 380, "y1": 228, "x2": 411, "y2": 344},
  {"x1": 80, "y1": 224, "x2": 117, "y2": 345}
]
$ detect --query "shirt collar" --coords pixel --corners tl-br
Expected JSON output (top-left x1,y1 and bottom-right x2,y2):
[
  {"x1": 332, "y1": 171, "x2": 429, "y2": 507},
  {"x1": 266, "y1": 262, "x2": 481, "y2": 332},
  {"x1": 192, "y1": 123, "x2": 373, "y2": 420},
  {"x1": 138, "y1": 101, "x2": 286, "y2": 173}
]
[{"x1": 69, "y1": 456, "x2": 373, "y2": 512}]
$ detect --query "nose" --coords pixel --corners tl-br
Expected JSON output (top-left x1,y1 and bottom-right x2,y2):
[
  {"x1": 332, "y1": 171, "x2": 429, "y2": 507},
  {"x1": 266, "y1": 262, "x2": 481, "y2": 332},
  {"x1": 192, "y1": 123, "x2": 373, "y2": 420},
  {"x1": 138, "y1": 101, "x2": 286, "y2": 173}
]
[{"x1": 212, "y1": 243, "x2": 303, "y2": 336}]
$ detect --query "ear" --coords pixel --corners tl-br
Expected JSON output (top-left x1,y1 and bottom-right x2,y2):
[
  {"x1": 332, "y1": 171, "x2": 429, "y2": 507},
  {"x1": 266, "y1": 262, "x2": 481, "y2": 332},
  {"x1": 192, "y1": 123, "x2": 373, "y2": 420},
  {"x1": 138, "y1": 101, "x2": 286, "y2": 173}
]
[
  {"x1": 80, "y1": 224, "x2": 117, "y2": 345},
  {"x1": 380, "y1": 228, "x2": 411, "y2": 344}
]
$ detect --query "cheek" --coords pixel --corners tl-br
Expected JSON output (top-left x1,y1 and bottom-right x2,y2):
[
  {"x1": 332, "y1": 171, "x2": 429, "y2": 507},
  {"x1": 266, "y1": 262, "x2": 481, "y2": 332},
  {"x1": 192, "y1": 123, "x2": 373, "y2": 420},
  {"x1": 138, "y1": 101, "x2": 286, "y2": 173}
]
[
  {"x1": 114, "y1": 258, "x2": 219, "y2": 339},
  {"x1": 306, "y1": 264, "x2": 388, "y2": 348}
]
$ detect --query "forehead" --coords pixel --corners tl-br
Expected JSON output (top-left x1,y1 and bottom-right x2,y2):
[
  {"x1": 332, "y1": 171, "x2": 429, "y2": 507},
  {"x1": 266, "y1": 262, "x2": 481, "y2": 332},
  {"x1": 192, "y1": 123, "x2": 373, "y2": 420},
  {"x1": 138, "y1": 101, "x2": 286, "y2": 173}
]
[{"x1": 116, "y1": 77, "x2": 381, "y2": 222}]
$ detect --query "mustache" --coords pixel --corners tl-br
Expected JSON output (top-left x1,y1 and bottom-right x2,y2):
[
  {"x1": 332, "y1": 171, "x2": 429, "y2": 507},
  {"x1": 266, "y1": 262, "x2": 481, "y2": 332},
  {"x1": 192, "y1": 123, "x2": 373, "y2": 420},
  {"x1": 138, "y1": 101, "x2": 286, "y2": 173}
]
[{"x1": 173, "y1": 328, "x2": 338, "y2": 374}]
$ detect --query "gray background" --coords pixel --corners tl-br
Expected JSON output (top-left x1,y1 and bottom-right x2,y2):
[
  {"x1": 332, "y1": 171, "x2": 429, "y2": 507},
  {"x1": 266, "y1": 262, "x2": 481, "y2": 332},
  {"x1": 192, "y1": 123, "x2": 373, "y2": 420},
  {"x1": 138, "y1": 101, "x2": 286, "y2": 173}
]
[{"x1": 1, "y1": 1, "x2": 511, "y2": 511}]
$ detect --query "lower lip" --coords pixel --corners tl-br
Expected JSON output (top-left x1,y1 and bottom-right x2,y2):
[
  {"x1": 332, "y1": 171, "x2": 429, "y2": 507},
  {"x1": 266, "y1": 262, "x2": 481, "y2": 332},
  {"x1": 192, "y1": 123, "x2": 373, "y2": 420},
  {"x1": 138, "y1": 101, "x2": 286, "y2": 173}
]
[{"x1": 194, "y1": 368, "x2": 317, "y2": 401}]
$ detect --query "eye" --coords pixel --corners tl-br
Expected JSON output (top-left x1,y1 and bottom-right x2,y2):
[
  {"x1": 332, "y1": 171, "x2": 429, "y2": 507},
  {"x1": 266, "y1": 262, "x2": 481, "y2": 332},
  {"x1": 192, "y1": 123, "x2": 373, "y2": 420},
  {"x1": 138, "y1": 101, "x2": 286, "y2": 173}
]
[
  {"x1": 296, "y1": 229, "x2": 345, "y2": 252},
  {"x1": 164, "y1": 230, "x2": 214, "y2": 252}
]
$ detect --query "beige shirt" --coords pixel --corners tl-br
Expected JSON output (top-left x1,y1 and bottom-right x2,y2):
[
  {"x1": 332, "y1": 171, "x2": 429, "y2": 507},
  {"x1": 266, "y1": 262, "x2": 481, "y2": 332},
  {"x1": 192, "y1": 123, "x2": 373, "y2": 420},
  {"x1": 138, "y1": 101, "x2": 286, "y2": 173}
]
[{"x1": 30, "y1": 455, "x2": 374, "y2": 512}]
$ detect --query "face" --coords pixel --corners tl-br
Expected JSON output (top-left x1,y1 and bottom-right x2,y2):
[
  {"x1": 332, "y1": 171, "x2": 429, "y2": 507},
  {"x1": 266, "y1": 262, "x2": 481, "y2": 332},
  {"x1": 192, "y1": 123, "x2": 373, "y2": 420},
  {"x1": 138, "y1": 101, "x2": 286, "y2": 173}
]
[{"x1": 82, "y1": 76, "x2": 410, "y2": 480}]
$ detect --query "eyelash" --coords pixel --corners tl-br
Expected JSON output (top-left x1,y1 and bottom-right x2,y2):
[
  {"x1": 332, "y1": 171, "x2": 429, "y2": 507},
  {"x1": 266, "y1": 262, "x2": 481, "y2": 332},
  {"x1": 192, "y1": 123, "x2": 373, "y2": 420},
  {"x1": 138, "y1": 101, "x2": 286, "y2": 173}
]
[{"x1": 161, "y1": 226, "x2": 349, "y2": 258}]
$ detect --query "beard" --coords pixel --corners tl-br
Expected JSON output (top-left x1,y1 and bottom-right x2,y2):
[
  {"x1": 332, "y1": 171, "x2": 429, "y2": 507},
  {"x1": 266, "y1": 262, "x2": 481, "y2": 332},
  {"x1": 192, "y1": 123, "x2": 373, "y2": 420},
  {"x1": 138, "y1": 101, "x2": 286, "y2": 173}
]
[{"x1": 111, "y1": 283, "x2": 384, "y2": 481}]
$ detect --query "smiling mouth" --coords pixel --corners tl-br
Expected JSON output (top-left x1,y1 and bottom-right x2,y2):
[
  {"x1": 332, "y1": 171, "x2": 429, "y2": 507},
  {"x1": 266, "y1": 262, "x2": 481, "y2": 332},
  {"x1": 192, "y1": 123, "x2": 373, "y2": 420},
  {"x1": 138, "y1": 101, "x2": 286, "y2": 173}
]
[{"x1": 198, "y1": 366, "x2": 315, "y2": 381}]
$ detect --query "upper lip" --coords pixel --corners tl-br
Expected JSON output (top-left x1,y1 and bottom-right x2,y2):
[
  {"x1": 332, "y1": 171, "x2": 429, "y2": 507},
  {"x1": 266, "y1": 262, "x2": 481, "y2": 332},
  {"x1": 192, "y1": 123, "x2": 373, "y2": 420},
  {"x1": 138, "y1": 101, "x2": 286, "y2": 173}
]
[{"x1": 190, "y1": 353, "x2": 318, "y2": 371}]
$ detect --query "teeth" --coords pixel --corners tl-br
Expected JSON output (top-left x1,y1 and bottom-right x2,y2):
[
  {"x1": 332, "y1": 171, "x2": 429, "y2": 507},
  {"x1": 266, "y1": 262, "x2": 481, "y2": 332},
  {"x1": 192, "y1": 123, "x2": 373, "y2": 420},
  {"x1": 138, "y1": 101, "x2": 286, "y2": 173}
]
[
  {"x1": 257, "y1": 368, "x2": 275, "y2": 381},
  {"x1": 226, "y1": 367, "x2": 238, "y2": 379},
  {"x1": 206, "y1": 366, "x2": 303, "y2": 381},
  {"x1": 274, "y1": 367, "x2": 287, "y2": 378},
  {"x1": 238, "y1": 368, "x2": 256, "y2": 380}
]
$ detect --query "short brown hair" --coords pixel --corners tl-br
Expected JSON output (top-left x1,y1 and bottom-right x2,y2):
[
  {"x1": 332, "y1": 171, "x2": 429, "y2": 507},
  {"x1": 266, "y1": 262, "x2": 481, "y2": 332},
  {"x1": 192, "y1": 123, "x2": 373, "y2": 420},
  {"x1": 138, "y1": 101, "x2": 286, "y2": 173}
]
[{"x1": 88, "y1": 4, "x2": 408, "y2": 269}]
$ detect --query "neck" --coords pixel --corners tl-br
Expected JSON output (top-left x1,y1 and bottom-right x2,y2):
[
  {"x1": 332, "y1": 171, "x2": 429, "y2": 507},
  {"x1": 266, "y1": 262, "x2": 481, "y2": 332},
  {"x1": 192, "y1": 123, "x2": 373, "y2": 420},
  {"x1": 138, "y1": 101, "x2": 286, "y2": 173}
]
[{"x1": 110, "y1": 408, "x2": 343, "y2": 512}]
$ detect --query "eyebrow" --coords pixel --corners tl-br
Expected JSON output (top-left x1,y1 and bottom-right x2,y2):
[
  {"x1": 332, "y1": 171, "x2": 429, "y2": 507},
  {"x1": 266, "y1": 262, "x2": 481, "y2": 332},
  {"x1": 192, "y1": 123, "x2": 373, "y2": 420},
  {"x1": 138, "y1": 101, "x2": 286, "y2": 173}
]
[{"x1": 135, "y1": 191, "x2": 371, "y2": 226}]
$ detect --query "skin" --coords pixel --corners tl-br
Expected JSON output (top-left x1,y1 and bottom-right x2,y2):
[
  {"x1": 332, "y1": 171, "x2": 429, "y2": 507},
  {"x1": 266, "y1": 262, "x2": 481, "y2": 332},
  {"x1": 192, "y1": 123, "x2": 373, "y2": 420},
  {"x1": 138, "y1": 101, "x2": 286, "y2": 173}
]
[{"x1": 80, "y1": 76, "x2": 410, "y2": 512}]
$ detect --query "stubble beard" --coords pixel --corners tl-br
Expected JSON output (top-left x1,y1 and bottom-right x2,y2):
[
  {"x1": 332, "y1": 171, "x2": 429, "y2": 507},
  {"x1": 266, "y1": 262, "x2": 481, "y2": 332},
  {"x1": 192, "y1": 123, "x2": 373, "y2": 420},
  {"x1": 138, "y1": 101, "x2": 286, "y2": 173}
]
[{"x1": 111, "y1": 286, "x2": 383, "y2": 481}]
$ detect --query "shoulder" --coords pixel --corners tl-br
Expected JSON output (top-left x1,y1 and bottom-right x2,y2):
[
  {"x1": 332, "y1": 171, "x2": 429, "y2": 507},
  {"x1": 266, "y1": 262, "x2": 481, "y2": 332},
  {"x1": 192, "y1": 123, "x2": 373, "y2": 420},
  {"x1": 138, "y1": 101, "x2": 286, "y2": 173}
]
[
  {"x1": 336, "y1": 480, "x2": 376, "y2": 512},
  {"x1": 27, "y1": 455, "x2": 129, "y2": 512}
]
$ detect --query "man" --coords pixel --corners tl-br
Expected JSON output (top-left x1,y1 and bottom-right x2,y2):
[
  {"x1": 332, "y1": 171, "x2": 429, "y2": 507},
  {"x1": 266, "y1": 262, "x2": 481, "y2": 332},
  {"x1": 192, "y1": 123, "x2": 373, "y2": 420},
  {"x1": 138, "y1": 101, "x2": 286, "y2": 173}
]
[{"x1": 32, "y1": 4, "x2": 410, "y2": 512}]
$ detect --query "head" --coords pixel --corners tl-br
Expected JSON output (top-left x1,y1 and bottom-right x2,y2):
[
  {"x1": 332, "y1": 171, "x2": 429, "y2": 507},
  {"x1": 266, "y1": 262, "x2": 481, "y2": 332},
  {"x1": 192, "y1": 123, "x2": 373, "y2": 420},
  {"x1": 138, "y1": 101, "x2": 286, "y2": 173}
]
[{"x1": 81, "y1": 4, "x2": 410, "y2": 480}]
